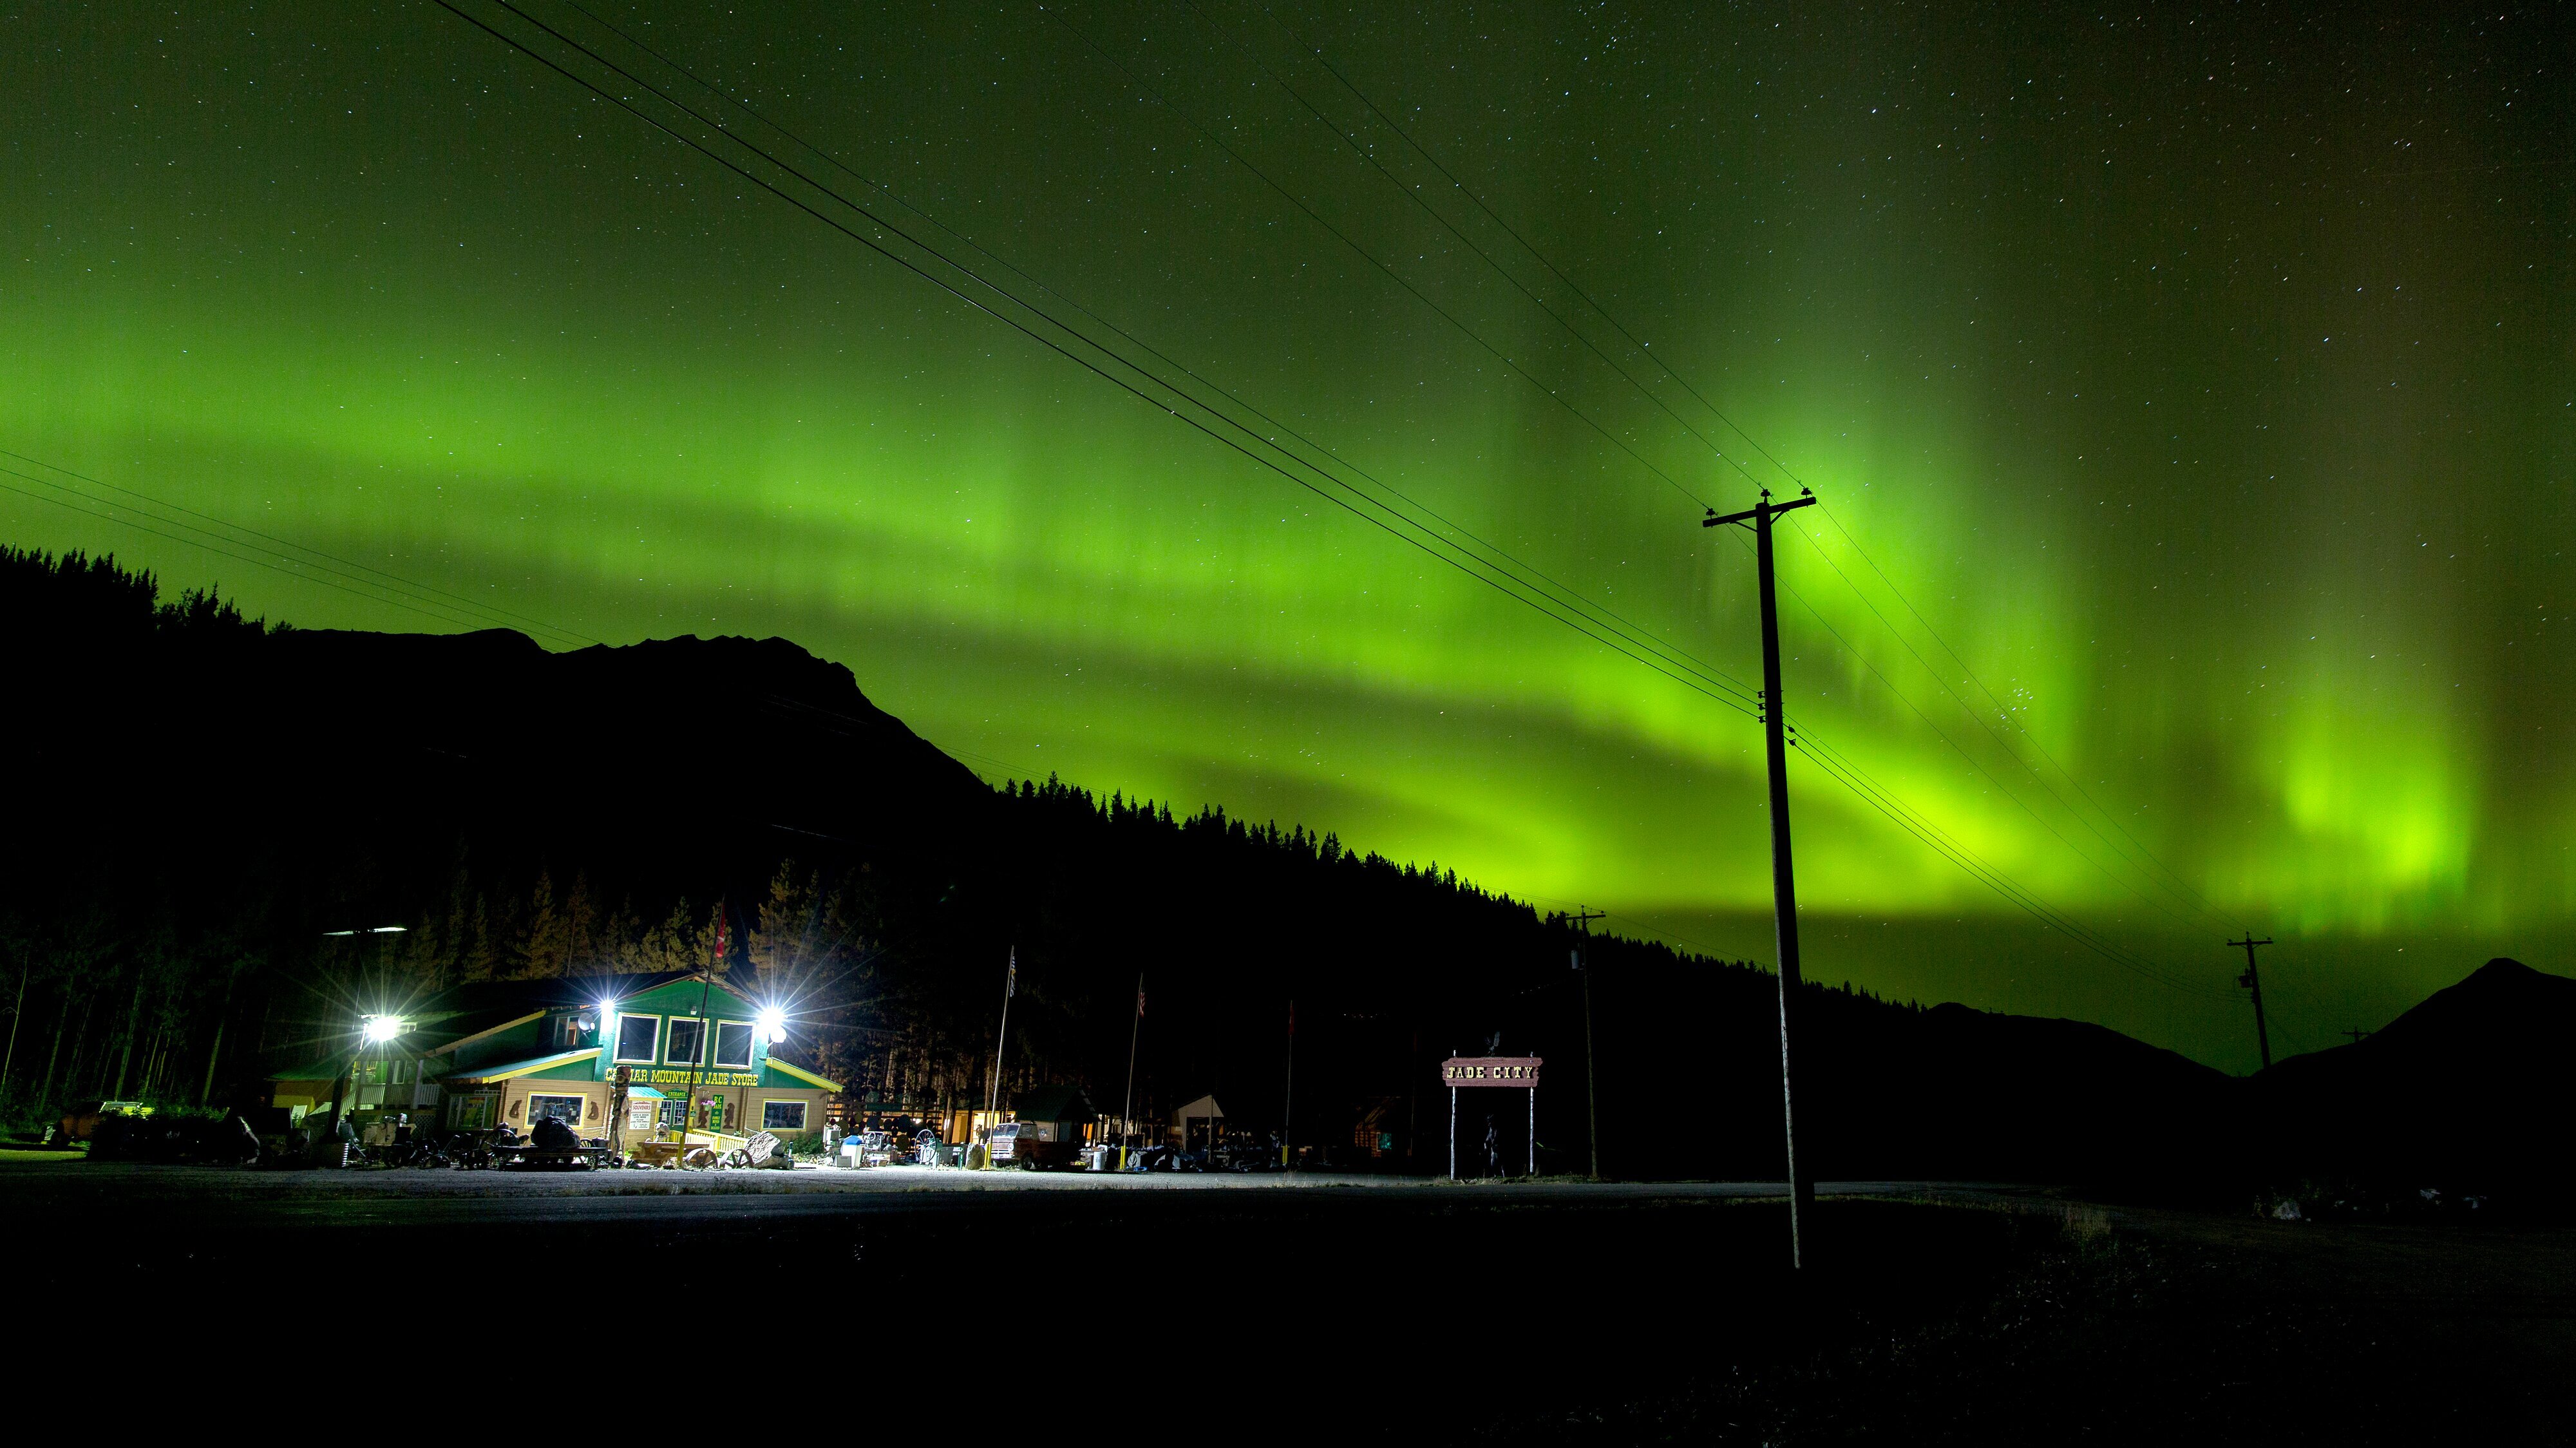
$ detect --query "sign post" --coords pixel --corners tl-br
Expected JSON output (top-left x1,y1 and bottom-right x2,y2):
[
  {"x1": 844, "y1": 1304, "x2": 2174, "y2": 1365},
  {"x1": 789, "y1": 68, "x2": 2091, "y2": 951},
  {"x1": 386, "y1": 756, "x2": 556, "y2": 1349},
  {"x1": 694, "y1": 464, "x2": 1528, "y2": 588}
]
[{"x1": 1439, "y1": 1055, "x2": 1542, "y2": 1179}]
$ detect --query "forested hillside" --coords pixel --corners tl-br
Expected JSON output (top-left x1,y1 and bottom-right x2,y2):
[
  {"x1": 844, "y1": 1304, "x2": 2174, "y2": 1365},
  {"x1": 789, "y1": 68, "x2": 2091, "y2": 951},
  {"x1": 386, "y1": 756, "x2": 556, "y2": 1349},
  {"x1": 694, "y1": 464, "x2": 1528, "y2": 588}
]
[{"x1": 1, "y1": 546, "x2": 2235, "y2": 1185}]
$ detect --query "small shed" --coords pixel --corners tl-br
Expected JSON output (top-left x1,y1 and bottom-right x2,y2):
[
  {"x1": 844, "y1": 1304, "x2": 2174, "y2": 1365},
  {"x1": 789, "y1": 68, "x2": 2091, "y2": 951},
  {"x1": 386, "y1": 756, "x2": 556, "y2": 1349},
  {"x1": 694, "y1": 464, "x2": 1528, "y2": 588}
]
[{"x1": 1168, "y1": 1093, "x2": 1226, "y2": 1154}]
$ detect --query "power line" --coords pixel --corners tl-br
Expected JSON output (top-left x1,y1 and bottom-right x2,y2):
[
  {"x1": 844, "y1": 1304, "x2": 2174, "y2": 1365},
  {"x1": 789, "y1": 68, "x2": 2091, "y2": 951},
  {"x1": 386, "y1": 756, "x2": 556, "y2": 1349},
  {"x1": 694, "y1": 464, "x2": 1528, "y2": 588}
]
[
  {"x1": 542, "y1": 2, "x2": 1774, "y2": 723},
  {"x1": 1707, "y1": 527, "x2": 2230, "y2": 1001},
  {"x1": 1789, "y1": 723, "x2": 2236, "y2": 1002},
  {"x1": 558, "y1": 0, "x2": 1754, "y2": 712},
  {"x1": 1245, "y1": 1, "x2": 1806, "y2": 489},
  {"x1": 444, "y1": 1, "x2": 2228, "y2": 1006},
  {"x1": 0, "y1": 451, "x2": 601, "y2": 646},
  {"x1": 1179, "y1": 0, "x2": 1771, "y2": 493},
  {"x1": 0, "y1": 468, "x2": 558, "y2": 640},
  {"x1": 1730, "y1": 522, "x2": 2208, "y2": 939},
  {"x1": 1243, "y1": 5, "x2": 2235, "y2": 943},
  {"x1": 440, "y1": 0, "x2": 1763, "y2": 721},
  {"x1": 1221, "y1": 5, "x2": 2240, "y2": 960},
  {"x1": 1808, "y1": 498, "x2": 2237, "y2": 929},
  {"x1": 1036, "y1": 5, "x2": 1716, "y2": 511},
  {"x1": 1777, "y1": 519, "x2": 2227, "y2": 936}
]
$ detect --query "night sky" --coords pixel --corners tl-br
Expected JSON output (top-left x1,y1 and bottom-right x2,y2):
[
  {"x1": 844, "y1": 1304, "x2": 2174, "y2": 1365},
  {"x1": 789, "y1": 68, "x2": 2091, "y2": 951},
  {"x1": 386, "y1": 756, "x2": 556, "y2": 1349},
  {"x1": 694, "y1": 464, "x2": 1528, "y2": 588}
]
[{"x1": 6, "y1": 2, "x2": 2569, "y2": 1068}]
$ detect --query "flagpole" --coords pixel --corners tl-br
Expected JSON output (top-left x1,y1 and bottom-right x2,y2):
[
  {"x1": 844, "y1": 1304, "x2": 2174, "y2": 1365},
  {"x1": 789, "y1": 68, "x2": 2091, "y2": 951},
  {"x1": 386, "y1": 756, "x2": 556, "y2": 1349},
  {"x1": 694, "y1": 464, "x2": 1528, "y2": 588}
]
[
  {"x1": 1120, "y1": 973, "x2": 1143, "y2": 1170},
  {"x1": 982, "y1": 946, "x2": 1014, "y2": 1167},
  {"x1": 675, "y1": 906, "x2": 725, "y2": 1150}
]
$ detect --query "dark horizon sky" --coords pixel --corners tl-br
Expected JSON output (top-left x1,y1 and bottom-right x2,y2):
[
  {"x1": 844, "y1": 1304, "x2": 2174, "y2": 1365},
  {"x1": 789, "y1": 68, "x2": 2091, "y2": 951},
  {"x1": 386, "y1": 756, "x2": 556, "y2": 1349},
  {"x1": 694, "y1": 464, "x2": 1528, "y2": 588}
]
[{"x1": 5, "y1": 1, "x2": 2570, "y2": 1069}]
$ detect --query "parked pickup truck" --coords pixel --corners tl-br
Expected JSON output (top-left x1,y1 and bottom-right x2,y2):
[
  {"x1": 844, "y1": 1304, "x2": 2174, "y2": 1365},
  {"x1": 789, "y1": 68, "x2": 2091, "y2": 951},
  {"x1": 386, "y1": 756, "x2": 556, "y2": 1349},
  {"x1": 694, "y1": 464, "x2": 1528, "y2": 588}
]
[{"x1": 52, "y1": 1100, "x2": 151, "y2": 1145}]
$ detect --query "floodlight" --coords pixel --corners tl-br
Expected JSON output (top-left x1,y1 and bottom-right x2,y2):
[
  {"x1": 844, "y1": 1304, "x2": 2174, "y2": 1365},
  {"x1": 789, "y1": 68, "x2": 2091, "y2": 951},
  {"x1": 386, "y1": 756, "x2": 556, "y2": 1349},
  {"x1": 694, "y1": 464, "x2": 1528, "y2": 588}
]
[
  {"x1": 361, "y1": 1015, "x2": 404, "y2": 1043},
  {"x1": 755, "y1": 1006, "x2": 788, "y2": 1043}
]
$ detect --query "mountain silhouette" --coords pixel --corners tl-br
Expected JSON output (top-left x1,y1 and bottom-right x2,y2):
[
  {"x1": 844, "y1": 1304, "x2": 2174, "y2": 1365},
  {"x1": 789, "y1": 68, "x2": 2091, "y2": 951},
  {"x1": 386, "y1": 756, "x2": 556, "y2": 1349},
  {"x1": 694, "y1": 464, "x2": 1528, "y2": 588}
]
[
  {"x1": 2252, "y1": 958, "x2": 2576, "y2": 1192},
  {"x1": 19, "y1": 601, "x2": 995, "y2": 899},
  {"x1": 8, "y1": 546, "x2": 2557, "y2": 1196}
]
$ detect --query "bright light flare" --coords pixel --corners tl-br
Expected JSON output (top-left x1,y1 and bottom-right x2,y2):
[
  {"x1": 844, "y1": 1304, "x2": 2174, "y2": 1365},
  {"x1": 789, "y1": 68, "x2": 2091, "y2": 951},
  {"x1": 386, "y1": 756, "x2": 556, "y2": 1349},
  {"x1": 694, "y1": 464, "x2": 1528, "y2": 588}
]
[
  {"x1": 361, "y1": 1015, "x2": 404, "y2": 1043},
  {"x1": 755, "y1": 1006, "x2": 788, "y2": 1044}
]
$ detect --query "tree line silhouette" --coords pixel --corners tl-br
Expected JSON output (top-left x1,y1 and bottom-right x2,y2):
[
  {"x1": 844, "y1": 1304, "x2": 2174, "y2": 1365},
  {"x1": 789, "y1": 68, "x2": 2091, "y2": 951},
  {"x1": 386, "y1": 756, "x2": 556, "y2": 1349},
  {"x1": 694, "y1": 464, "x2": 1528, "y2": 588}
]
[{"x1": 5, "y1": 544, "x2": 2243, "y2": 1188}]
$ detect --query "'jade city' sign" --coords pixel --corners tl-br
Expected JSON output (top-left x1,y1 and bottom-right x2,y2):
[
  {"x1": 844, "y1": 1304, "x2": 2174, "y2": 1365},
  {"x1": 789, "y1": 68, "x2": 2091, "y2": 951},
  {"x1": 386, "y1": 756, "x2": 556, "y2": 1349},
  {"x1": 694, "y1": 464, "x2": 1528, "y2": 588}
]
[{"x1": 1440, "y1": 1056, "x2": 1542, "y2": 1088}]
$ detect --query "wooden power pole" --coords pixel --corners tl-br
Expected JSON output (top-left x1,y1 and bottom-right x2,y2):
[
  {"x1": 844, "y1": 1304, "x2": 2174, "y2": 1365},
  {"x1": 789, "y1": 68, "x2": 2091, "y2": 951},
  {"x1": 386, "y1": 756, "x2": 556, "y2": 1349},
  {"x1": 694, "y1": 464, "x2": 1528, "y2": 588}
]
[
  {"x1": 2230, "y1": 935, "x2": 2275, "y2": 1070},
  {"x1": 1570, "y1": 907, "x2": 1605, "y2": 1181},
  {"x1": 1704, "y1": 486, "x2": 1819, "y2": 1268}
]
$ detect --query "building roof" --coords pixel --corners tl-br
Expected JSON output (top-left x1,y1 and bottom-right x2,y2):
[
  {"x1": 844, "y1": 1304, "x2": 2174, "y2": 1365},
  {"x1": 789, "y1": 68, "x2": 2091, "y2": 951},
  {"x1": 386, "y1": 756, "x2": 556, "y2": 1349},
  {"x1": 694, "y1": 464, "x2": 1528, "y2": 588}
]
[
  {"x1": 267, "y1": 1054, "x2": 352, "y2": 1085},
  {"x1": 1170, "y1": 1093, "x2": 1225, "y2": 1123},
  {"x1": 419, "y1": 970, "x2": 761, "y2": 1020},
  {"x1": 279, "y1": 971, "x2": 764, "y2": 1062},
  {"x1": 267, "y1": 971, "x2": 837, "y2": 1089},
  {"x1": 442, "y1": 1046, "x2": 602, "y2": 1085},
  {"x1": 762, "y1": 1054, "x2": 843, "y2": 1092}
]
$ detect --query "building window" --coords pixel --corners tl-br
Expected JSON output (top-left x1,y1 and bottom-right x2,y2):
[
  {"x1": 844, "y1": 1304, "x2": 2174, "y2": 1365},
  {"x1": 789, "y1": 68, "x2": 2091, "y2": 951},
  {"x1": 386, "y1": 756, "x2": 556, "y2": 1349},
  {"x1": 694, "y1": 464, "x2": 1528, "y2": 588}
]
[
  {"x1": 451, "y1": 1093, "x2": 495, "y2": 1130},
  {"x1": 713, "y1": 1020, "x2": 755, "y2": 1070},
  {"x1": 528, "y1": 1094, "x2": 585, "y2": 1127},
  {"x1": 614, "y1": 1014, "x2": 660, "y2": 1064},
  {"x1": 666, "y1": 1018, "x2": 706, "y2": 1065},
  {"x1": 762, "y1": 1099, "x2": 808, "y2": 1132},
  {"x1": 391, "y1": 1058, "x2": 415, "y2": 1085}
]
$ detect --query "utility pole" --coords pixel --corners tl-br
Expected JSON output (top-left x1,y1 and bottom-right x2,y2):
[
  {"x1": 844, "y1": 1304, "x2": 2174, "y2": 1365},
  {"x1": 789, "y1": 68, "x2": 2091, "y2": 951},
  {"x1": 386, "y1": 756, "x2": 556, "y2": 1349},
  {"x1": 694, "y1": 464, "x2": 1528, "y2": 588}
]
[
  {"x1": 982, "y1": 946, "x2": 1016, "y2": 1165},
  {"x1": 1569, "y1": 908, "x2": 1605, "y2": 1181},
  {"x1": 679, "y1": 931, "x2": 719, "y2": 1147},
  {"x1": 2341, "y1": 1028, "x2": 2372, "y2": 1046},
  {"x1": 1704, "y1": 486, "x2": 1819, "y2": 1268},
  {"x1": 2229, "y1": 935, "x2": 2275, "y2": 1070},
  {"x1": 1120, "y1": 973, "x2": 1143, "y2": 1169}
]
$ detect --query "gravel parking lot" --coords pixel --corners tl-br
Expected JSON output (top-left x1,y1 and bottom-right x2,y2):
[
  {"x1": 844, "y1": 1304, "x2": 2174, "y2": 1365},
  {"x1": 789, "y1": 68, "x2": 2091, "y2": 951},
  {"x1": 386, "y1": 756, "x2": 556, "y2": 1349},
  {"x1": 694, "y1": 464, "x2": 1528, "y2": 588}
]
[{"x1": 12, "y1": 1159, "x2": 2567, "y2": 1440}]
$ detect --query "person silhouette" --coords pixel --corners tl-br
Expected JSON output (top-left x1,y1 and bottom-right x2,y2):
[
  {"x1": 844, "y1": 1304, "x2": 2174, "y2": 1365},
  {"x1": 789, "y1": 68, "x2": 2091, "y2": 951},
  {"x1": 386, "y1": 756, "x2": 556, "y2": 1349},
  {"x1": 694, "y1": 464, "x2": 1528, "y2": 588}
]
[{"x1": 1484, "y1": 1114, "x2": 1500, "y2": 1177}]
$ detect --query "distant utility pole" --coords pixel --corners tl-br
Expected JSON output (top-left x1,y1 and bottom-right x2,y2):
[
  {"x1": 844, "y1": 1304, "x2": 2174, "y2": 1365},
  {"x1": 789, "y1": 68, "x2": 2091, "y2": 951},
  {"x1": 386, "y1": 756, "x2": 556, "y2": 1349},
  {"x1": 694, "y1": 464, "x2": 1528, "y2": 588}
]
[
  {"x1": 2229, "y1": 935, "x2": 2275, "y2": 1070},
  {"x1": 2341, "y1": 1028, "x2": 2372, "y2": 1046},
  {"x1": 1703, "y1": 486, "x2": 1819, "y2": 1269},
  {"x1": 1569, "y1": 908, "x2": 1605, "y2": 1181},
  {"x1": 982, "y1": 946, "x2": 1016, "y2": 1165},
  {"x1": 1121, "y1": 974, "x2": 1144, "y2": 1169}
]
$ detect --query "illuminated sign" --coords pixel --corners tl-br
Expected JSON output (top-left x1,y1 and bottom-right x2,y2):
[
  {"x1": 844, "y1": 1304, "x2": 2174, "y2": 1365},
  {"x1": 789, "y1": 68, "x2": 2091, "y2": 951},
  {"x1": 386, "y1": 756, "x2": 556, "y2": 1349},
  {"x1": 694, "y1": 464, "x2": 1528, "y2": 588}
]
[
  {"x1": 623, "y1": 1070, "x2": 761, "y2": 1088},
  {"x1": 1441, "y1": 1056, "x2": 1542, "y2": 1088}
]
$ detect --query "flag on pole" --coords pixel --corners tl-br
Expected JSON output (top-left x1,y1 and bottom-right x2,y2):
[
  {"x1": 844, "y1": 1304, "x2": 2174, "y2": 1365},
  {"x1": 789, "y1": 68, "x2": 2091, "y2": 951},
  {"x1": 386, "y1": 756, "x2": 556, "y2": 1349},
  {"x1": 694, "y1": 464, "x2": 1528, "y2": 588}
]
[
  {"x1": 1287, "y1": 999, "x2": 1296, "y2": 1036},
  {"x1": 1006, "y1": 948, "x2": 1016, "y2": 998},
  {"x1": 1137, "y1": 982, "x2": 1147, "y2": 1018}
]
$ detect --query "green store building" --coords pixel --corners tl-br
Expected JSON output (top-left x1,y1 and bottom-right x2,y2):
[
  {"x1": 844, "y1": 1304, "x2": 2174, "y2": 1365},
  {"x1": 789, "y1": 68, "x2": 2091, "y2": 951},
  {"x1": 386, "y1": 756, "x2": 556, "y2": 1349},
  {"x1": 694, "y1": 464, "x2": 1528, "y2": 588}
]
[{"x1": 269, "y1": 970, "x2": 841, "y2": 1145}]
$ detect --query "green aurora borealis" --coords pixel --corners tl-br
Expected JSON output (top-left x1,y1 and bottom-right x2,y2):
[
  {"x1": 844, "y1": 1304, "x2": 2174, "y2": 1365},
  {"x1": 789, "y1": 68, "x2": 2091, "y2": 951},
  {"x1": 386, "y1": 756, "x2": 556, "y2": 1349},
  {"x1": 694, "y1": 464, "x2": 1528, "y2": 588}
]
[{"x1": 6, "y1": 2, "x2": 2570, "y2": 1067}]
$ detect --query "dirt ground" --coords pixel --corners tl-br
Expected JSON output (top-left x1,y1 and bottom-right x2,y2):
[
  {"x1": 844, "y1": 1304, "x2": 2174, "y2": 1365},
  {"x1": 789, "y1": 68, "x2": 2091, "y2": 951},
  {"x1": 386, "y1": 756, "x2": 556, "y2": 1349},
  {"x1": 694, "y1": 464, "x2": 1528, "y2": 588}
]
[{"x1": 9, "y1": 1163, "x2": 2568, "y2": 1442}]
